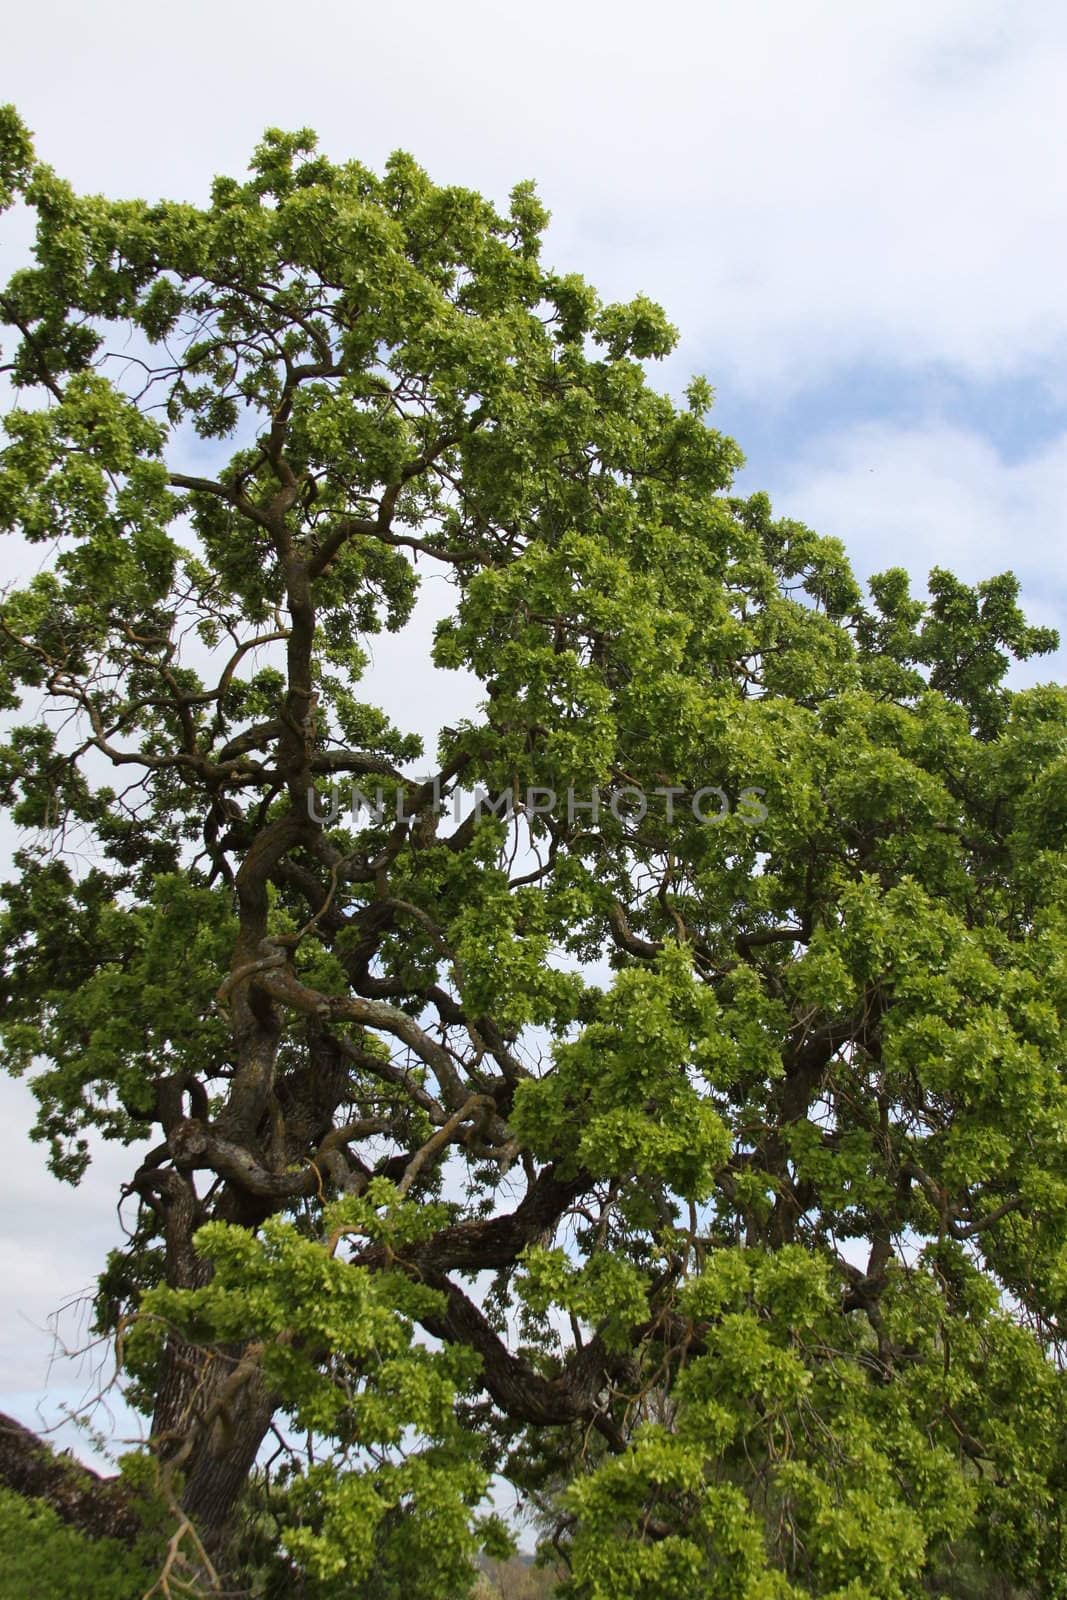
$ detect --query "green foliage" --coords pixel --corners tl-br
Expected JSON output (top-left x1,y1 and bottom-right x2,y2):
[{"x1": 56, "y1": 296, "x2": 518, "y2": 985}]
[
  {"x1": 0, "y1": 1487, "x2": 149, "y2": 1600},
  {"x1": 1, "y1": 103, "x2": 1066, "y2": 1598}
]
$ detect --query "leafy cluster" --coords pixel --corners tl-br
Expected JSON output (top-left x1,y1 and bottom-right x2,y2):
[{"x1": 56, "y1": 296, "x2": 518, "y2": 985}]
[{"x1": 1, "y1": 104, "x2": 1065, "y2": 1597}]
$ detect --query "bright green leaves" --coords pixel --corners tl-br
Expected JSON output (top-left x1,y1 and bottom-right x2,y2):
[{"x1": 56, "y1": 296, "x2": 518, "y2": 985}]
[
  {"x1": 544, "y1": 271, "x2": 599, "y2": 343},
  {"x1": 134, "y1": 1211, "x2": 458, "y2": 1438},
  {"x1": 679, "y1": 1242, "x2": 834, "y2": 1328},
  {"x1": 782, "y1": 1117, "x2": 889, "y2": 1223},
  {"x1": 246, "y1": 125, "x2": 323, "y2": 199},
  {"x1": 0, "y1": 1485, "x2": 153, "y2": 1600},
  {"x1": 854, "y1": 564, "x2": 1059, "y2": 736},
  {"x1": 0, "y1": 371, "x2": 178, "y2": 635},
  {"x1": 592, "y1": 293, "x2": 678, "y2": 362},
  {"x1": 558, "y1": 1247, "x2": 1039, "y2": 1600},
  {"x1": 563, "y1": 1443, "x2": 731, "y2": 1600},
  {"x1": 871, "y1": 1255, "x2": 1067, "y2": 1591},
  {"x1": 1, "y1": 369, "x2": 168, "y2": 517},
  {"x1": 129, "y1": 1189, "x2": 495, "y2": 1600},
  {"x1": 574, "y1": 1099, "x2": 729, "y2": 1204},
  {"x1": 512, "y1": 947, "x2": 729, "y2": 1198},
  {"x1": 436, "y1": 529, "x2": 675, "y2": 794},
  {"x1": 450, "y1": 881, "x2": 585, "y2": 1032},
  {"x1": 923, "y1": 567, "x2": 1059, "y2": 728},
  {"x1": 517, "y1": 1248, "x2": 650, "y2": 1354},
  {"x1": 0, "y1": 104, "x2": 33, "y2": 212},
  {"x1": 506, "y1": 177, "x2": 551, "y2": 259},
  {"x1": 734, "y1": 488, "x2": 863, "y2": 621},
  {"x1": 0, "y1": 869, "x2": 233, "y2": 1176},
  {"x1": 282, "y1": 1452, "x2": 493, "y2": 1600}
]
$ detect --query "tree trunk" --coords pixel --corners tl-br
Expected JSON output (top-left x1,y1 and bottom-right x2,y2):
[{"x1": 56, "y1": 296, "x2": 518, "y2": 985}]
[
  {"x1": 148, "y1": 1163, "x2": 279, "y2": 1559},
  {"x1": 179, "y1": 1363, "x2": 276, "y2": 1554},
  {"x1": 151, "y1": 1330, "x2": 276, "y2": 1559}
]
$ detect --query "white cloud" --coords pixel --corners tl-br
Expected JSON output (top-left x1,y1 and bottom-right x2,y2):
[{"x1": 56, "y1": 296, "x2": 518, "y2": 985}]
[
  {"x1": 0, "y1": 1075, "x2": 145, "y2": 1461},
  {"x1": 772, "y1": 416, "x2": 1067, "y2": 680},
  {"x1": 5, "y1": 0, "x2": 1067, "y2": 394}
]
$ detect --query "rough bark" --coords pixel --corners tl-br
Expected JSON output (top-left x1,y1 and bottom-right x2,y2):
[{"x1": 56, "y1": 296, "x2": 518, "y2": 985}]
[{"x1": 177, "y1": 1367, "x2": 276, "y2": 1554}]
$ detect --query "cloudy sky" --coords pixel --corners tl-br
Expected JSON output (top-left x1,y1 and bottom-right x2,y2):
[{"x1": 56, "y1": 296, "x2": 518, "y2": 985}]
[{"x1": 3, "y1": 0, "x2": 1067, "y2": 1457}]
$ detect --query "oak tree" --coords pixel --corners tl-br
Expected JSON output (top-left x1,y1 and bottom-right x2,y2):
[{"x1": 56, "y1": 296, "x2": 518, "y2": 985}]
[{"x1": 2, "y1": 107, "x2": 1066, "y2": 1597}]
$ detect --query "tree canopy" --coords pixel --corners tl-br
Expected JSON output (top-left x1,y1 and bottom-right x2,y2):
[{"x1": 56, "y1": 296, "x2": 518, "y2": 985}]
[{"x1": 1, "y1": 106, "x2": 1066, "y2": 1599}]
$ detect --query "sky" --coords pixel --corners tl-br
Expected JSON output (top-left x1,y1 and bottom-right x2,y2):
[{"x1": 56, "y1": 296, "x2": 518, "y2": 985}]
[{"x1": 3, "y1": 0, "x2": 1067, "y2": 1460}]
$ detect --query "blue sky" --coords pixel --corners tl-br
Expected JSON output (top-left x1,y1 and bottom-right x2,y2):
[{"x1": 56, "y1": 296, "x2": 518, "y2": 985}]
[
  {"x1": 722, "y1": 363, "x2": 1067, "y2": 481},
  {"x1": 3, "y1": 0, "x2": 1067, "y2": 1453}
]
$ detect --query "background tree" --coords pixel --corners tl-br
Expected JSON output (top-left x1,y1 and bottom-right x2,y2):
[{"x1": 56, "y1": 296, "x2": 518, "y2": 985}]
[{"x1": 1, "y1": 105, "x2": 1066, "y2": 1597}]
